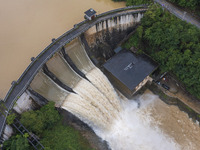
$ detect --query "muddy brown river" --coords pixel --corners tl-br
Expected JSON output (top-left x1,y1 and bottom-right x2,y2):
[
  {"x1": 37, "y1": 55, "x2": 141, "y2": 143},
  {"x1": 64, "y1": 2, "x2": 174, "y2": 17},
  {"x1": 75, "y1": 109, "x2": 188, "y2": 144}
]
[{"x1": 141, "y1": 90, "x2": 200, "y2": 150}]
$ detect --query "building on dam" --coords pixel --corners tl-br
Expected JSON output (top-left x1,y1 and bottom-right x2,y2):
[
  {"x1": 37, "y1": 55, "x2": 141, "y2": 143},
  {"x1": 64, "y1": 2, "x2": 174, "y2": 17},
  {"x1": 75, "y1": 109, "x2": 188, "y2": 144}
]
[
  {"x1": 103, "y1": 50, "x2": 158, "y2": 98},
  {"x1": 84, "y1": 8, "x2": 97, "y2": 20}
]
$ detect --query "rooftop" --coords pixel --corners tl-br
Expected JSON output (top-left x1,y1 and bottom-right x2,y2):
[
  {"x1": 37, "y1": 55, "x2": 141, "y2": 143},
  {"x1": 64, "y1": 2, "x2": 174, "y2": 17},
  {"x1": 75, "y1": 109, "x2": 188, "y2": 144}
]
[
  {"x1": 84, "y1": 8, "x2": 97, "y2": 17},
  {"x1": 103, "y1": 50, "x2": 158, "y2": 90}
]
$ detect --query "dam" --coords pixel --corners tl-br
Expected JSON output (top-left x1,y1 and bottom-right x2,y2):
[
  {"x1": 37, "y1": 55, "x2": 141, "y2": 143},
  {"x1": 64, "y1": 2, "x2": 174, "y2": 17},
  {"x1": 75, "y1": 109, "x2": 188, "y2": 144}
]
[
  {"x1": 1, "y1": 4, "x2": 200, "y2": 150},
  {"x1": 0, "y1": 5, "x2": 147, "y2": 142}
]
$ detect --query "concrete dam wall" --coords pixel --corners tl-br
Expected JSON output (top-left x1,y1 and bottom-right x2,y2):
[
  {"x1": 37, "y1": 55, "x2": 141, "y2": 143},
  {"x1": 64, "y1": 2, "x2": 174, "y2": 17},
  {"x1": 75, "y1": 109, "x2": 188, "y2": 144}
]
[
  {"x1": 83, "y1": 12, "x2": 144, "y2": 62},
  {"x1": 0, "y1": 5, "x2": 147, "y2": 141}
]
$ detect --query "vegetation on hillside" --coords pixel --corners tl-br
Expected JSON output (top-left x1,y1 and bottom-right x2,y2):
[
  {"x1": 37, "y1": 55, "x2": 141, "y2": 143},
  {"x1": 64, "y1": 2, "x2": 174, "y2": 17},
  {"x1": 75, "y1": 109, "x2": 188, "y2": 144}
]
[
  {"x1": 168, "y1": 0, "x2": 200, "y2": 11},
  {"x1": 3, "y1": 102, "x2": 93, "y2": 150},
  {"x1": 124, "y1": 4, "x2": 200, "y2": 99},
  {"x1": 20, "y1": 102, "x2": 60, "y2": 135},
  {"x1": 41, "y1": 123, "x2": 93, "y2": 150},
  {"x1": 3, "y1": 134, "x2": 30, "y2": 150}
]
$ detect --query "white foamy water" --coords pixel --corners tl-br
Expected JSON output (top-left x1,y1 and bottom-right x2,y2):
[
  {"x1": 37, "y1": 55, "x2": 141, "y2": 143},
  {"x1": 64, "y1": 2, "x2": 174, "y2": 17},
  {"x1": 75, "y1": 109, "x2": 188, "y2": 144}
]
[
  {"x1": 74, "y1": 79, "x2": 118, "y2": 119},
  {"x1": 86, "y1": 67, "x2": 121, "y2": 112},
  {"x1": 64, "y1": 39, "x2": 121, "y2": 112},
  {"x1": 94, "y1": 94, "x2": 181, "y2": 150},
  {"x1": 62, "y1": 93, "x2": 110, "y2": 129},
  {"x1": 59, "y1": 67, "x2": 181, "y2": 150}
]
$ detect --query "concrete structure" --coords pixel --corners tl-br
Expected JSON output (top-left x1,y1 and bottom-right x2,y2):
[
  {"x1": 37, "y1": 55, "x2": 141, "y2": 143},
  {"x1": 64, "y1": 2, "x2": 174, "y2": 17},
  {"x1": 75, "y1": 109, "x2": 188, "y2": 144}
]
[
  {"x1": 103, "y1": 50, "x2": 158, "y2": 98},
  {"x1": 0, "y1": 5, "x2": 148, "y2": 142}
]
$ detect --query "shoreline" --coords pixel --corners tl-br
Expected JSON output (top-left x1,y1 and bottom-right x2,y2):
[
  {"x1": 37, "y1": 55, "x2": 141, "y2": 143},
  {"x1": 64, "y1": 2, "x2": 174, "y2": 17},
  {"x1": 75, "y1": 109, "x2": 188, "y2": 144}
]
[{"x1": 138, "y1": 82, "x2": 200, "y2": 124}]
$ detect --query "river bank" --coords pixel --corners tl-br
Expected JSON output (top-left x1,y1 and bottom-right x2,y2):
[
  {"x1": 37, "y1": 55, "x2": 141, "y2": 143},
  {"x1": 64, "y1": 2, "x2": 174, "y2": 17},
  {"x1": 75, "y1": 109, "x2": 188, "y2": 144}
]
[{"x1": 137, "y1": 81, "x2": 200, "y2": 124}]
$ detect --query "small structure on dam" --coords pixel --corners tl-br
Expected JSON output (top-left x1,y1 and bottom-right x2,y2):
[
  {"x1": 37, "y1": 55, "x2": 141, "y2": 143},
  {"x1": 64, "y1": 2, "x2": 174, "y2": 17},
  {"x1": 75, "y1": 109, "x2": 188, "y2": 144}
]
[
  {"x1": 84, "y1": 8, "x2": 97, "y2": 20},
  {"x1": 103, "y1": 50, "x2": 158, "y2": 98}
]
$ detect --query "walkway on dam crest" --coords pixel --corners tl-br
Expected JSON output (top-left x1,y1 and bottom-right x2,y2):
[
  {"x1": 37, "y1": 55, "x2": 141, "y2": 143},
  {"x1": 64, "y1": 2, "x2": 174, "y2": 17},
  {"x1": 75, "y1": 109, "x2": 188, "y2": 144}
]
[{"x1": 0, "y1": 6, "x2": 148, "y2": 142}]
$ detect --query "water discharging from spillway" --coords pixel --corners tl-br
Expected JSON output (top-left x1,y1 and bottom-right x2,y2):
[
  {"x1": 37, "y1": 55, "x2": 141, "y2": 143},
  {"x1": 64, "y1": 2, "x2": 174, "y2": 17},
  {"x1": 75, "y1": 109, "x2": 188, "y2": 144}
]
[
  {"x1": 63, "y1": 39, "x2": 200, "y2": 149},
  {"x1": 30, "y1": 71, "x2": 113, "y2": 129},
  {"x1": 65, "y1": 39, "x2": 121, "y2": 111},
  {"x1": 46, "y1": 53, "x2": 119, "y2": 124},
  {"x1": 30, "y1": 39, "x2": 200, "y2": 149}
]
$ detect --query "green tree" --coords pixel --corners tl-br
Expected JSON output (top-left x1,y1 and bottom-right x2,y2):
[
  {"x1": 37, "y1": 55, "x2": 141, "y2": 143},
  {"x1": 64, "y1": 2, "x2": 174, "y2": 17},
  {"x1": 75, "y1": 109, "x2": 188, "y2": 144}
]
[
  {"x1": 6, "y1": 113, "x2": 16, "y2": 125},
  {"x1": 3, "y1": 134, "x2": 30, "y2": 150},
  {"x1": 20, "y1": 102, "x2": 60, "y2": 135},
  {"x1": 41, "y1": 123, "x2": 93, "y2": 150},
  {"x1": 169, "y1": 0, "x2": 199, "y2": 10}
]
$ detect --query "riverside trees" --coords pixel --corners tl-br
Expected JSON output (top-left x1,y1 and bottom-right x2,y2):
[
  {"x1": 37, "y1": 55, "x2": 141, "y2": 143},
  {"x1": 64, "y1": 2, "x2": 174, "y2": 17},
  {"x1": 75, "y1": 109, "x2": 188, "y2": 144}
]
[
  {"x1": 124, "y1": 4, "x2": 200, "y2": 99},
  {"x1": 168, "y1": 0, "x2": 199, "y2": 10}
]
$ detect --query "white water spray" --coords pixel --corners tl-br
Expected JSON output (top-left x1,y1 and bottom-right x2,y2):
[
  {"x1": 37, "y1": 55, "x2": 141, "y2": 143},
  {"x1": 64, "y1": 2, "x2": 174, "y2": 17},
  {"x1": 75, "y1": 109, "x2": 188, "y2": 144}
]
[
  {"x1": 86, "y1": 67, "x2": 121, "y2": 112},
  {"x1": 62, "y1": 93, "x2": 110, "y2": 129},
  {"x1": 73, "y1": 79, "x2": 118, "y2": 121},
  {"x1": 94, "y1": 94, "x2": 181, "y2": 150},
  {"x1": 60, "y1": 68, "x2": 181, "y2": 150}
]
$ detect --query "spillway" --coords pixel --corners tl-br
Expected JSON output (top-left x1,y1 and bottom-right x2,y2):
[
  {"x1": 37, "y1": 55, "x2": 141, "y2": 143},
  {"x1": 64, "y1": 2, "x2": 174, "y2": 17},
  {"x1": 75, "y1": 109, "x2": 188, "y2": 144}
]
[
  {"x1": 30, "y1": 71, "x2": 69, "y2": 106},
  {"x1": 65, "y1": 39, "x2": 94, "y2": 74},
  {"x1": 30, "y1": 70, "x2": 114, "y2": 129},
  {"x1": 65, "y1": 39, "x2": 121, "y2": 112},
  {"x1": 46, "y1": 53, "x2": 81, "y2": 88},
  {"x1": 46, "y1": 52, "x2": 119, "y2": 124}
]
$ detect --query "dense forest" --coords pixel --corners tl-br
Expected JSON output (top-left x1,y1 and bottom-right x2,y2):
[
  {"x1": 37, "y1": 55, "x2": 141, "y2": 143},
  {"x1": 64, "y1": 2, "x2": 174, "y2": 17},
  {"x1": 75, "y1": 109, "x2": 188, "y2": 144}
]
[
  {"x1": 168, "y1": 0, "x2": 200, "y2": 11},
  {"x1": 3, "y1": 102, "x2": 93, "y2": 150},
  {"x1": 124, "y1": 4, "x2": 200, "y2": 99}
]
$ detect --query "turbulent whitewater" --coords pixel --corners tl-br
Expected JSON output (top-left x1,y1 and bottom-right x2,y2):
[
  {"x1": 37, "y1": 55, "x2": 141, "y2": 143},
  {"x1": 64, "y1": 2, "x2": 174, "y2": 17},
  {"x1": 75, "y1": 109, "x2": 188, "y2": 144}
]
[{"x1": 95, "y1": 94, "x2": 181, "y2": 150}]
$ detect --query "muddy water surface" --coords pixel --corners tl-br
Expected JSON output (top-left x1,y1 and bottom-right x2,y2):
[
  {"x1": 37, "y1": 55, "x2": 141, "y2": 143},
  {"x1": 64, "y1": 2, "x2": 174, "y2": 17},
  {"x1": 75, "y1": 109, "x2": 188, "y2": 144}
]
[{"x1": 142, "y1": 90, "x2": 200, "y2": 150}]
